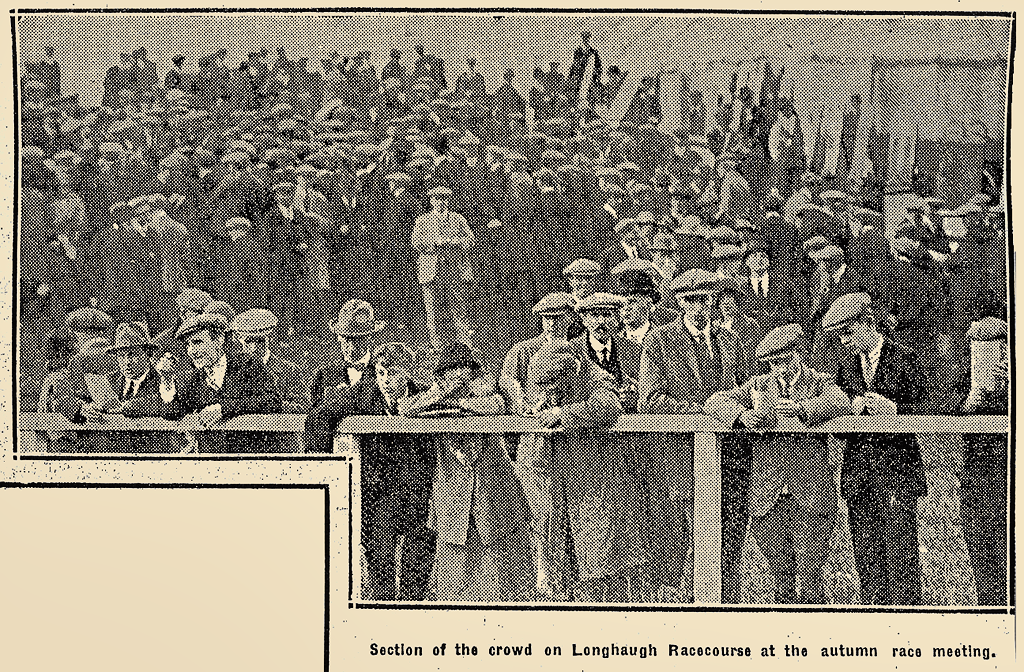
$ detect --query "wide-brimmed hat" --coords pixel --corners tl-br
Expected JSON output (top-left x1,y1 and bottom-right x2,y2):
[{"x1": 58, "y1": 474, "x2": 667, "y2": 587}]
[
  {"x1": 331, "y1": 300, "x2": 386, "y2": 338},
  {"x1": 434, "y1": 342, "x2": 482, "y2": 377},
  {"x1": 106, "y1": 322, "x2": 157, "y2": 353}
]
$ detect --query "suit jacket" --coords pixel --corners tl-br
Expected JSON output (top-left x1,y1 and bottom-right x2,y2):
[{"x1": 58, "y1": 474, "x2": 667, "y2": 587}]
[
  {"x1": 265, "y1": 353, "x2": 309, "y2": 413},
  {"x1": 304, "y1": 376, "x2": 434, "y2": 525},
  {"x1": 307, "y1": 362, "x2": 369, "y2": 409},
  {"x1": 159, "y1": 352, "x2": 281, "y2": 453},
  {"x1": 500, "y1": 334, "x2": 549, "y2": 392},
  {"x1": 834, "y1": 338, "x2": 928, "y2": 501},
  {"x1": 570, "y1": 333, "x2": 641, "y2": 410},
  {"x1": 705, "y1": 366, "x2": 850, "y2": 516},
  {"x1": 639, "y1": 318, "x2": 749, "y2": 414}
]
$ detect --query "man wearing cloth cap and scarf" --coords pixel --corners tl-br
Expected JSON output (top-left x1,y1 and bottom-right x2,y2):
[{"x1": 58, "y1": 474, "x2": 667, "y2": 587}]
[
  {"x1": 412, "y1": 186, "x2": 475, "y2": 348},
  {"x1": 822, "y1": 292, "x2": 927, "y2": 605},
  {"x1": 305, "y1": 341, "x2": 436, "y2": 601},
  {"x1": 638, "y1": 268, "x2": 751, "y2": 603},
  {"x1": 155, "y1": 313, "x2": 280, "y2": 453},
  {"x1": 706, "y1": 323, "x2": 850, "y2": 603}
]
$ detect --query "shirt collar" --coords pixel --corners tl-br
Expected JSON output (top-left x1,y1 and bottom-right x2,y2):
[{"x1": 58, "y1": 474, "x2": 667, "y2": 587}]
[
  {"x1": 683, "y1": 315, "x2": 711, "y2": 341},
  {"x1": 262, "y1": 349, "x2": 272, "y2": 366},
  {"x1": 865, "y1": 334, "x2": 884, "y2": 363},
  {"x1": 206, "y1": 354, "x2": 229, "y2": 387},
  {"x1": 588, "y1": 332, "x2": 611, "y2": 355},
  {"x1": 278, "y1": 203, "x2": 293, "y2": 219},
  {"x1": 832, "y1": 263, "x2": 847, "y2": 284},
  {"x1": 126, "y1": 369, "x2": 149, "y2": 388}
]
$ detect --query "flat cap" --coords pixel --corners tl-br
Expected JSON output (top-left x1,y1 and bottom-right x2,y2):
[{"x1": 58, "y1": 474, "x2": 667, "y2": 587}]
[
  {"x1": 175, "y1": 287, "x2": 213, "y2": 313},
  {"x1": 808, "y1": 244, "x2": 845, "y2": 263},
  {"x1": 427, "y1": 186, "x2": 453, "y2": 197},
  {"x1": 384, "y1": 172, "x2": 412, "y2": 183},
  {"x1": 967, "y1": 316, "x2": 1008, "y2": 341},
  {"x1": 203, "y1": 300, "x2": 237, "y2": 326},
  {"x1": 602, "y1": 184, "x2": 626, "y2": 196},
  {"x1": 820, "y1": 293, "x2": 873, "y2": 333},
  {"x1": 65, "y1": 307, "x2": 113, "y2": 332},
  {"x1": 802, "y1": 235, "x2": 830, "y2": 255},
  {"x1": 175, "y1": 313, "x2": 228, "y2": 341},
  {"x1": 575, "y1": 292, "x2": 627, "y2": 313},
  {"x1": 819, "y1": 190, "x2": 849, "y2": 202},
  {"x1": 230, "y1": 308, "x2": 278, "y2": 335},
  {"x1": 755, "y1": 323, "x2": 805, "y2": 362},
  {"x1": 635, "y1": 211, "x2": 657, "y2": 225},
  {"x1": 711, "y1": 244, "x2": 744, "y2": 261},
  {"x1": 531, "y1": 292, "x2": 576, "y2": 315},
  {"x1": 562, "y1": 258, "x2": 602, "y2": 277},
  {"x1": 709, "y1": 225, "x2": 742, "y2": 245},
  {"x1": 610, "y1": 258, "x2": 657, "y2": 276},
  {"x1": 670, "y1": 268, "x2": 718, "y2": 297},
  {"x1": 528, "y1": 341, "x2": 581, "y2": 386}
]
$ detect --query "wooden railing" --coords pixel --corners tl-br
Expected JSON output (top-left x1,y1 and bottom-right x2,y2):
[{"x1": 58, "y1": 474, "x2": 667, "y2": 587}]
[{"x1": 17, "y1": 412, "x2": 1009, "y2": 603}]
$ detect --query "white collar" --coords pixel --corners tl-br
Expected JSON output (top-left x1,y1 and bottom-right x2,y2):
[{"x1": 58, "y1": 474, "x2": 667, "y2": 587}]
[
  {"x1": 588, "y1": 332, "x2": 611, "y2": 356},
  {"x1": 126, "y1": 369, "x2": 149, "y2": 388},
  {"x1": 205, "y1": 354, "x2": 229, "y2": 388},
  {"x1": 683, "y1": 315, "x2": 711, "y2": 342},
  {"x1": 262, "y1": 349, "x2": 272, "y2": 366},
  {"x1": 864, "y1": 334, "x2": 884, "y2": 363},
  {"x1": 832, "y1": 263, "x2": 847, "y2": 284},
  {"x1": 278, "y1": 203, "x2": 294, "y2": 220}
]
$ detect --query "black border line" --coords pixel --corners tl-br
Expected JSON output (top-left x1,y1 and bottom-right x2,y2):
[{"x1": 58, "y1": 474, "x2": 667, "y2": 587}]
[
  {"x1": 11, "y1": 14, "x2": 19, "y2": 458},
  {"x1": 9, "y1": 7, "x2": 1017, "y2": 617},
  {"x1": 352, "y1": 602, "x2": 1015, "y2": 615},
  {"x1": 18, "y1": 454, "x2": 351, "y2": 461},
  {"x1": 1005, "y1": 11, "x2": 1017, "y2": 611},
  {"x1": 9, "y1": 8, "x2": 1016, "y2": 17},
  {"x1": 1, "y1": 482, "x2": 332, "y2": 668}
]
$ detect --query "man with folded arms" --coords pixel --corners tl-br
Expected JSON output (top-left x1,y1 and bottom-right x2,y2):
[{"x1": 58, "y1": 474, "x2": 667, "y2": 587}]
[
  {"x1": 821, "y1": 292, "x2": 927, "y2": 605},
  {"x1": 706, "y1": 323, "x2": 850, "y2": 603}
]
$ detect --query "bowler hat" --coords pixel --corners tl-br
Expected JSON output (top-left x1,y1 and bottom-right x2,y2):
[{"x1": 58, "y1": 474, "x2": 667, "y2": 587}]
[
  {"x1": 331, "y1": 300, "x2": 386, "y2": 338},
  {"x1": 616, "y1": 269, "x2": 661, "y2": 304}
]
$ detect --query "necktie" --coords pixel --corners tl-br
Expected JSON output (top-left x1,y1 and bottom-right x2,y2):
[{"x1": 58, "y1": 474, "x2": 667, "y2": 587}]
[
  {"x1": 124, "y1": 381, "x2": 135, "y2": 400},
  {"x1": 600, "y1": 349, "x2": 609, "y2": 366}
]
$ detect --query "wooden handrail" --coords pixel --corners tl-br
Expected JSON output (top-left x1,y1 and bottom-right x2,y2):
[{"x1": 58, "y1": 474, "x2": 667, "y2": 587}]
[{"x1": 17, "y1": 412, "x2": 1010, "y2": 435}]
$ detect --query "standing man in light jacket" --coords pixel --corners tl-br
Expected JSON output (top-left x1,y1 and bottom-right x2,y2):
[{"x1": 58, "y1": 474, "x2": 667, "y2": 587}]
[{"x1": 706, "y1": 323, "x2": 850, "y2": 603}]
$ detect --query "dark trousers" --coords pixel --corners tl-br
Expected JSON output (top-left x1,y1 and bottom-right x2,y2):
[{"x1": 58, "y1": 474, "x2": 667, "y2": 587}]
[
  {"x1": 721, "y1": 435, "x2": 751, "y2": 604},
  {"x1": 362, "y1": 491, "x2": 436, "y2": 601},
  {"x1": 961, "y1": 435, "x2": 1008, "y2": 606},
  {"x1": 847, "y1": 491, "x2": 922, "y2": 605},
  {"x1": 750, "y1": 494, "x2": 836, "y2": 604}
]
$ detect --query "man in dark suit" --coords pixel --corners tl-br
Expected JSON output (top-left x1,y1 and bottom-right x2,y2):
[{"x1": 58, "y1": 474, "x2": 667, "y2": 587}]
[
  {"x1": 306, "y1": 300, "x2": 388, "y2": 413},
  {"x1": 155, "y1": 313, "x2": 281, "y2": 453},
  {"x1": 570, "y1": 292, "x2": 641, "y2": 412},
  {"x1": 741, "y1": 243, "x2": 795, "y2": 333},
  {"x1": 706, "y1": 324, "x2": 850, "y2": 603},
  {"x1": 610, "y1": 263, "x2": 679, "y2": 345},
  {"x1": 822, "y1": 293, "x2": 928, "y2": 605},
  {"x1": 304, "y1": 341, "x2": 436, "y2": 601},
  {"x1": 266, "y1": 169, "x2": 312, "y2": 337},
  {"x1": 638, "y1": 269, "x2": 751, "y2": 603}
]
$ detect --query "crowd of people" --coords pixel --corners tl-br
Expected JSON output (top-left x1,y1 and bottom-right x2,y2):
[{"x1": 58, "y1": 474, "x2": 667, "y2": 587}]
[{"x1": 21, "y1": 34, "x2": 1009, "y2": 607}]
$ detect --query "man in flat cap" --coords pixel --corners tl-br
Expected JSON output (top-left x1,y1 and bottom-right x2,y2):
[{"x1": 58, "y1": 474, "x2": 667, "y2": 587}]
[
  {"x1": 411, "y1": 185, "x2": 476, "y2": 348},
  {"x1": 598, "y1": 216, "x2": 651, "y2": 291},
  {"x1": 306, "y1": 340, "x2": 435, "y2": 600},
  {"x1": 711, "y1": 243, "x2": 745, "y2": 284},
  {"x1": 412, "y1": 44, "x2": 447, "y2": 93},
  {"x1": 231, "y1": 309, "x2": 308, "y2": 415},
  {"x1": 706, "y1": 323, "x2": 850, "y2": 603},
  {"x1": 153, "y1": 288, "x2": 213, "y2": 371},
  {"x1": 455, "y1": 57, "x2": 486, "y2": 100},
  {"x1": 562, "y1": 258, "x2": 601, "y2": 341},
  {"x1": 805, "y1": 244, "x2": 862, "y2": 375},
  {"x1": 822, "y1": 292, "x2": 927, "y2": 605},
  {"x1": 266, "y1": 169, "x2": 312, "y2": 338},
  {"x1": 524, "y1": 340, "x2": 644, "y2": 601},
  {"x1": 155, "y1": 313, "x2": 281, "y2": 453},
  {"x1": 207, "y1": 217, "x2": 268, "y2": 315},
  {"x1": 571, "y1": 292, "x2": 640, "y2": 411},
  {"x1": 501, "y1": 292, "x2": 576, "y2": 401},
  {"x1": 638, "y1": 268, "x2": 751, "y2": 603},
  {"x1": 95, "y1": 196, "x2": 163, "y2": 330},
  {"x1": 381, "y1": 49, "x2": 408, "y2": 91}
]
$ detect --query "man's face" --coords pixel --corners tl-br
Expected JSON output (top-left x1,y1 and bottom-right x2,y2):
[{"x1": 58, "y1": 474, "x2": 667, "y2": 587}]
[
  {"x1": 375, "y1": 361, "x2": 411, "y2": 398},
  {"x1": 186, "y1": 330, "x2": 224, "y2": 370},
  {"x1": 679, "y1": 293, "x2": 710, "y2": 327},
  {"x1": 837, "y1": 320, "x2": 877, "y2": 354},
  {"x1": 117, "y1": 347, "x2": 151, "y2": 381},
  {"x1": 540, "y1": 312, "x2": 569, "y2": 340},
  {"x1": 339, "y1": 335, "x2": 370, "y2": 363},
  {"x1": 431, "y1": 194, "x2": 449, "y2": 214},
  {"x1": 582, "y1": 308, "x2": 619, "y2": 344},
  {"x1": 567, "y1": 274, "x2": 595, "y2": 299},
  {"x1": 236, "y1": 333, "x2": 270, "y2": 358},
  {"x1": 767, "y1": 351, "x2": 801, "y2": 379},
  {"x1": 620, "y1": 294, "x2": 653, "y2": 329}
]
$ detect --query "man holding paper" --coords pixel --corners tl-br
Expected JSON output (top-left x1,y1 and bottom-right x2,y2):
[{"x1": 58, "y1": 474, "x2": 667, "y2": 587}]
[
  {"x1": 821, "y1": 292, "x2": 928, "y2": 606},
  {"x1": 705, "y1": 323, "x2": 850, "y2": 604}
]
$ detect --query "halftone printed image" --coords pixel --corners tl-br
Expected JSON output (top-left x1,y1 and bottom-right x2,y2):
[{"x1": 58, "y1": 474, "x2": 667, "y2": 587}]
[{"x1": 14, "y1": 11, "x2": 1012, "y2": 609}]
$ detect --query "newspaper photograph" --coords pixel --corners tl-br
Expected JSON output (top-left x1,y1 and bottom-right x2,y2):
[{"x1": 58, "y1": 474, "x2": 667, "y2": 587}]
[{"x1": 1, "y1": 7, "x2": 1015, "y2": 671}]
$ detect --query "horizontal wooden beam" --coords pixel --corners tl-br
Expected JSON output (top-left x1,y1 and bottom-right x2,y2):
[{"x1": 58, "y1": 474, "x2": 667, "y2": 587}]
[{"x1": 18, "y1": 412, "x2": 1008, "y2": 435}]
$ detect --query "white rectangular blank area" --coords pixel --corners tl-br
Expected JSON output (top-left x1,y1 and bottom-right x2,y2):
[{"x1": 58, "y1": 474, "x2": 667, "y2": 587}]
[{"x1": 0, "y1": 487, "x2": 325, "y2": 672}]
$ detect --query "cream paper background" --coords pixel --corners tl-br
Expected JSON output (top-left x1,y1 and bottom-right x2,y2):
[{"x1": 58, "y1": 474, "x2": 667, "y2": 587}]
[{"x1": 0, "y1": 3, "x2": 1017, "y2": 670}]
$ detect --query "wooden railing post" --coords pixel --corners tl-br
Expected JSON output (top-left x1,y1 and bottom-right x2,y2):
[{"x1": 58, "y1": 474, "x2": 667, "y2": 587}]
[{"x1": 692, "y1": 430, "x2": 723, "y2": 604}]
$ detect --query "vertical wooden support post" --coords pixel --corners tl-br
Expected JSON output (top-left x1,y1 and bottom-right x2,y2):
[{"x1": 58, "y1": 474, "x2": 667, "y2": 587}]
[{"x1": 693, "y1": 431, "x2": 723, "y2": 604}]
